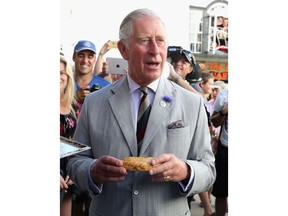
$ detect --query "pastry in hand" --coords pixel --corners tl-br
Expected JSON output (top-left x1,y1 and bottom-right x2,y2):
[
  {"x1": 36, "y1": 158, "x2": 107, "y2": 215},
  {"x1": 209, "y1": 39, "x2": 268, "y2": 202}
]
[{"x1": 122, "y1": 157, "x2": 159, "y2": 171}]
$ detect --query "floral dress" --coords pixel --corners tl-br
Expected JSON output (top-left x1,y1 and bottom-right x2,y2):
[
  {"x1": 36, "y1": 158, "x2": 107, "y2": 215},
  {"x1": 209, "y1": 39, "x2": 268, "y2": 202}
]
[
  {"x1": 60, "y1": 109, "x2": 78, "y2": 202},
  {"x1": 60, "y1": 110, "x2": 78, "y2": 182},
  {"x1": 60, "y1": 112, "x2": 77, "y2": 139}
]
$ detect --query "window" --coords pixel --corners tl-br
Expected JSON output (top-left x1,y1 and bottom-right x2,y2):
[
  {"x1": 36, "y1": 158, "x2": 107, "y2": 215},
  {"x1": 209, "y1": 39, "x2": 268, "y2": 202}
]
[
  {"x1": 189, "y1": 9, "x2": 203, "y2": 53},
  {"x1": 189, "y1": 2, "x2": 228, "y2": 55}
]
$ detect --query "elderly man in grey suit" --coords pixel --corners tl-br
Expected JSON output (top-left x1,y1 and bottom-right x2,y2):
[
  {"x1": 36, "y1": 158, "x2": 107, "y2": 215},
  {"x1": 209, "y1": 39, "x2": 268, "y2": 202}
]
[{"x1": 67, "y1": 8, "x2": 216, "y2": 216}]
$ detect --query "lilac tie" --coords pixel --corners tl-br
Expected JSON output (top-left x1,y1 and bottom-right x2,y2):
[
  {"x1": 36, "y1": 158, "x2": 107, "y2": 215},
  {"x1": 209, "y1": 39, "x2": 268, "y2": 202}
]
[{"x1": 136, "y1": 87, "x2": 151, "y2": 146}]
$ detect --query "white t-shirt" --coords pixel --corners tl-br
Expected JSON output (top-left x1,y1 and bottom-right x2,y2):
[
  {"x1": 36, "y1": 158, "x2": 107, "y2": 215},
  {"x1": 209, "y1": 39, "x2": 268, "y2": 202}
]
[{"x1": 213, "y1": 88, "x2": 228, "y2": 147}]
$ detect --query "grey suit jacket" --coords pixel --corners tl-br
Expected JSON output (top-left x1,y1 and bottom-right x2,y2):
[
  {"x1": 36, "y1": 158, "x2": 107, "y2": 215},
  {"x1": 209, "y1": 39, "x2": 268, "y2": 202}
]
[{"x1": 67, "y1": 75, "x2": 216, "y2": 216}]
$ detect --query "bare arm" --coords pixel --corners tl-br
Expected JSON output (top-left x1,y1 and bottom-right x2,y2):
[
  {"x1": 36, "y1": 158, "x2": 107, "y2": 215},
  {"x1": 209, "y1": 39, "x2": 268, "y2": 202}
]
[
  {"x1": 94, "y1": 41, "x2": 110, "y2": 75},
  {"x1": 210, "y1": 105, "x2": 228, "y2": 128},
  {"x1": 167, "y1": 63, "x2": 202, "y2": 96}
]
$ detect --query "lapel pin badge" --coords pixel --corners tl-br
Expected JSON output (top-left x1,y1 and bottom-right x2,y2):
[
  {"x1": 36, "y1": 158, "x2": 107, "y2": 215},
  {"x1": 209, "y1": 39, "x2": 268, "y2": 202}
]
[
  {"x1": 160, "y1": 100, "x2": 167, "y2": 107},
  {"x1": 160, "y1": 95, "x2": 173, "y2": 107}
]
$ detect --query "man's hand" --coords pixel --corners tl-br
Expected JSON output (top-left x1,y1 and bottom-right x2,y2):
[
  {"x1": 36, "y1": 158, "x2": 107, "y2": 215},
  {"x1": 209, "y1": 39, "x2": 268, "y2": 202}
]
[
  {"x1": 90, "y1": 156, "x2": 128, "y2": 184},
  {"x1": 76, "y1": 86, "x2": 91, "y2": 103},
  {"x1": 149, "y1": 154, "x2": 190, "y2": 182}
]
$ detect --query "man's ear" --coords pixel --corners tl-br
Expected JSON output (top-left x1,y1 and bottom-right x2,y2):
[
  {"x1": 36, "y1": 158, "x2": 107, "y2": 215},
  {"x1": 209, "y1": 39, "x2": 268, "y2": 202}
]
[
  {"x1": 117, "y1": 40, "x2": 129, "y2": 60},
  {"x1": 72, "y1": 52, "x2": 76, "y2": 62}
]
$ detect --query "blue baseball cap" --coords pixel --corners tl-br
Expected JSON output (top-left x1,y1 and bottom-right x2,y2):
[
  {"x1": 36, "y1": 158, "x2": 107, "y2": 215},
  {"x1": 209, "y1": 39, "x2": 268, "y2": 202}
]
[{"x1": 74, "y1": 40, "x2": 96, "y2": 53}]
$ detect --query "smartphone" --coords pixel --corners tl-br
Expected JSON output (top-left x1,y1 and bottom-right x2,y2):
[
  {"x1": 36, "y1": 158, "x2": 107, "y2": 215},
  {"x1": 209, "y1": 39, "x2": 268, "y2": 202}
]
[
  {"x1": 106, "y1": 57, "x2": 128, "y2": 75},
  {"x1": 108, "y1": 40, "x2": 118, "y2": 49}
]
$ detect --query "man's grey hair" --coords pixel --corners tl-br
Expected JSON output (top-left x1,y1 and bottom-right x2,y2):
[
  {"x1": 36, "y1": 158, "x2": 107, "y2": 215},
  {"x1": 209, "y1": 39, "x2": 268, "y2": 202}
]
[{"x1": 119, "y1": 8, "x2": 166, "y2": 49}]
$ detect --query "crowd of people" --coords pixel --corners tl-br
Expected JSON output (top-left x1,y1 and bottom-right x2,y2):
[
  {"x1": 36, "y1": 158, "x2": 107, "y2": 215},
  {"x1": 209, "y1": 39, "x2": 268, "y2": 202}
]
[{"x1": 60, "y1": 8, "x2": 228, "y2": 216}]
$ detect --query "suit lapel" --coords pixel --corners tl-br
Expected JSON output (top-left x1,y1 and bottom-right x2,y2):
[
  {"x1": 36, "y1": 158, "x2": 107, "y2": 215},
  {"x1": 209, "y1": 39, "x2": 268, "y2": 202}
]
[
  {"x1": 108, "y1": 77, "x2": 138, "y2": 156},
  {"x1": 139, "y1": 77, "x2": 175, "y2": 155}
]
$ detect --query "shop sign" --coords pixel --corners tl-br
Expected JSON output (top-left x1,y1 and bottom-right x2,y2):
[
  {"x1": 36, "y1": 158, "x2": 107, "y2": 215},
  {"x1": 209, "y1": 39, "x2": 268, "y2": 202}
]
[{"x1": 203, "y1": 62, "x2": 228, "y2": 81}]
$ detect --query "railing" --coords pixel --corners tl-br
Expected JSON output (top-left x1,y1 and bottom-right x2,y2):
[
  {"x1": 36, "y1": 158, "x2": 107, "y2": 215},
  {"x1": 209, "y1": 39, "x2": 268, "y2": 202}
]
[{"x1": 210, "y1": 27, "x2": 228, "y2": 54}]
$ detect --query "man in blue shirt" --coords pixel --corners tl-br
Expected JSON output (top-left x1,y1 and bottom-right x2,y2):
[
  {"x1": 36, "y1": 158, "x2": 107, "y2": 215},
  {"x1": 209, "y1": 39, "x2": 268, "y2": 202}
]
[{"x1": 73, "y1": 40, "x2": 110, "y2": 105}]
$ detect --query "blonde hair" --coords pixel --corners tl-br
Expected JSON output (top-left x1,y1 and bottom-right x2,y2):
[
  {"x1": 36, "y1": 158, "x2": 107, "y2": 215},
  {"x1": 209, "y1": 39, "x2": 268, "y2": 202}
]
[{"x1": 60, "y1": 55, "x2": 76, "y2": 118}]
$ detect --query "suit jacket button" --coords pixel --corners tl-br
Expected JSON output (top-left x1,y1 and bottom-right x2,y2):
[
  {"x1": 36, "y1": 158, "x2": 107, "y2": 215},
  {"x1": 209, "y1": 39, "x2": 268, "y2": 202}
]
[{"x1": 133, "y1": 190, "x2": 139, "y2": 196}]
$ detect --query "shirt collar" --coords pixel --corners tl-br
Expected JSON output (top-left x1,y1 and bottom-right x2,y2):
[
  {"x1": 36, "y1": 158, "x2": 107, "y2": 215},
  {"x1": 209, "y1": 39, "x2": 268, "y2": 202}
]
[{"x1": 127, "y1": 74, "x2": 159, "y2": 94}]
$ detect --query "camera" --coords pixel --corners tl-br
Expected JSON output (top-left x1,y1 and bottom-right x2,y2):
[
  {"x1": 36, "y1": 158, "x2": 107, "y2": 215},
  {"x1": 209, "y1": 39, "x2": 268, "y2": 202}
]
[
  {"x1": 167, "y1": 46, "x2": 196, "y2": 66},
  {"x1": 90, "y1": 83, "x2": 101, "y2": 92},
  {"x1": 167, "y1": 46, "x2": 183, "y2": 64}
]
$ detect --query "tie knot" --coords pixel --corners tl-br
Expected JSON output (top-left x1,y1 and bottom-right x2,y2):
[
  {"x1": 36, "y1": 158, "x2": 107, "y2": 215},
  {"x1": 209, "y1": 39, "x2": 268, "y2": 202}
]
[{"x1": 139, "y1": 87, "x2": 148, "y2": 94}]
